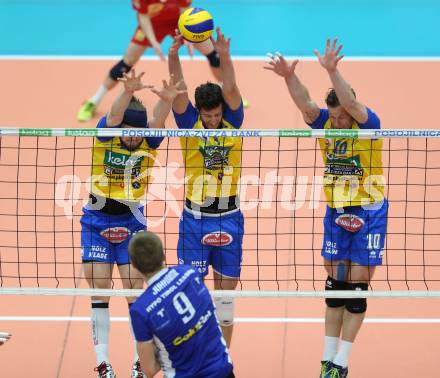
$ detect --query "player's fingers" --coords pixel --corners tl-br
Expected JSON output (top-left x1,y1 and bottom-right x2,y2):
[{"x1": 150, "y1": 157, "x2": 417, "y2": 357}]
[
  {"x1": 324, "y1": 37, "x2": 330, "y2": 54},
  {"x1": 332, "y1": 37, "x2": 338, "y2": 51},
  {"x1": 313, "y1": 49, "x2": 322, "y2": 59},
  {"x1": 337, "y1": 54, "x2": 344, "y2": 62},
  {"x1": 262, "y1": 66, "x2": 276, "y2": 71},
  {"x1": 335, "y1": 44, "x2": 343, "y2": 56},
  {"x1": 138, "y1": 72, "x2": 146, "y2": 80},
  {"x1": 291, "y1": 59, "x2": 299, "y2": 69},
  {"x1": 162, "y1": 79, "x2": 168, "y2": 88},
  {"x1": 275, "y1": 51, "x2": 285, "y2": 61},
  {"x1": 265, "y1": 53, "x2": 278, "y2": 64}
]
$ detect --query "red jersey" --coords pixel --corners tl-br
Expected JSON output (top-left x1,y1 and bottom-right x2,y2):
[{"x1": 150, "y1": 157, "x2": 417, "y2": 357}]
[{"x1": 132, "y1": 0, "x2": 191, "y2": 20}]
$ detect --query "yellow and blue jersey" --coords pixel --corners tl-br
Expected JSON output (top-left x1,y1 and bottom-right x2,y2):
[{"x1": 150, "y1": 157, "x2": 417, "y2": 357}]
[
  {"x1": 173, "y1": 102, "x2": 244, "y2": 206},
  {"x1": 130, "y1": 265, "x2": 234, "y2": 378},
  {"x1": 90, "y1": 116, "x2": 163, "y2": 202},
  {"x1": 309, "y1": 108, "x2": 385, "y2": 208}
]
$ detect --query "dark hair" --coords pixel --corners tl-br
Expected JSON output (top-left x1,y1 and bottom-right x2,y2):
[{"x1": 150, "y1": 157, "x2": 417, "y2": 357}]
[
  {"x1": 325, "y1": 88, "x2": 356, "y2": 108},
  {"x1": 127, "y1": 96, "x2": 146, "y2": 111},
  {"x1": 128, "y1": 231, "x2": 164, "y2": 275},
  {"x1": 194, "y1": 82, "x2": 224, "y2": 110}
]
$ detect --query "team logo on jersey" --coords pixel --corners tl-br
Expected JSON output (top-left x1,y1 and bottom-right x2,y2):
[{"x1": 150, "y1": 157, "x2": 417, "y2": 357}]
[
  {"x1": 201, "y1": 232, "x2": 233, "y2": 246},
  {"x1": 335, "y1": 214, "x2": 364, "y2": 232},
  {"x1": 100, "y1": 227, "x2": 130, "y2": 243},
  {"x1": 199, "y1": 145, "x2": 232, "y2": 170}
]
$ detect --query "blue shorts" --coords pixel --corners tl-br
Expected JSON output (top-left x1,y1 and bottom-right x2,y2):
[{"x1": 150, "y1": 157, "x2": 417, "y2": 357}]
[
  {"x1": 321, "y1": 200, "x2": 388, "y2": 266},
  {"x1": 177, "y1": 209, "x2": 244, "y2": 278},
  {"x1": 80, "y1": 206, "x2": 146, "y2": 265}
]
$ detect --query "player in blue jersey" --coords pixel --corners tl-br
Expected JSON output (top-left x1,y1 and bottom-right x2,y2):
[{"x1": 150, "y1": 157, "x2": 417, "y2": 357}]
[
  {"x1": 128, "y1": 231, "x2": 235, "y2": 378},
  {"x1": 168, "y1": 29, "x2": 245, "y2": 348},
  {"x1": 266, "y1": 39, "x2": 388, "y2": 378}
]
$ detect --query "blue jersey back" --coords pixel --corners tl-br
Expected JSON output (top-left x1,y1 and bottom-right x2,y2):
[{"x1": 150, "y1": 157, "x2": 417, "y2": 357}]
[{"x1": 130, "y1": 265, "x2": 233, "y2": 378}]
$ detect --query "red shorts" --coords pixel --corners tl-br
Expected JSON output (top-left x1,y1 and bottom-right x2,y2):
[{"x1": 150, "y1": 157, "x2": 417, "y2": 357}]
[{"x1": 131, "y1": 17, "x2": 178, "y2": 47}]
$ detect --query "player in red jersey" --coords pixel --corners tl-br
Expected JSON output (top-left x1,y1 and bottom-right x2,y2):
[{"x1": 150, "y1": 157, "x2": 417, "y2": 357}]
[{"x1": 77, "y1": 0, "x2": 227, "y2": 122}]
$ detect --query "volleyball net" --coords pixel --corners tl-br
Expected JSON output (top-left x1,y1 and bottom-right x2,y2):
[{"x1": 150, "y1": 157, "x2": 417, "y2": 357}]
[{"x1": 1, "y1": 127, "x2": 440, "y2": 298}]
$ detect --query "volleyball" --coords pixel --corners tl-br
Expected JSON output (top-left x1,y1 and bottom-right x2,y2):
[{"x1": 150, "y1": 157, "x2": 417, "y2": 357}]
[{"x1": 178, "y1": 7, "x2": 214, "y2": 43}]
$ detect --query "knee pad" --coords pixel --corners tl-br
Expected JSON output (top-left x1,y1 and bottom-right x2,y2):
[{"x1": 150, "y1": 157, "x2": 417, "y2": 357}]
[
  {"x1": 214, "y1": 297, "x2": 234, "y2": 326},
  {"x1": 206, "y1": 50, "x2": 220, "y2": 68},
  {"x1": 345, "y1": 282, "x2": 368, "y2": 314},
  {"x1": 109, "y1": 60, "x2": 132, "y2": 80},
  {"x1": 325, "y1": 276, "x2": 349, "y2": 308}
]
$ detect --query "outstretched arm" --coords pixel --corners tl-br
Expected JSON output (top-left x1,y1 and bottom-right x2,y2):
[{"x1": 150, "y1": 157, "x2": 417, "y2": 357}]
[
  {"x1": 315, "y1": 38, "x2": 368, "y2": 124},
  {"x1": 212, "y1": 27, "x2": 241, "y2": 110},
  {"x1": 264, "y1": 52, "x2": 320, "y2": 124},
  {"x1": 168, "y1": 34, "x2": 190, "y2": 114},
  {"x1": 107, "y1": 69, "x2": 153, "y2": 127}
]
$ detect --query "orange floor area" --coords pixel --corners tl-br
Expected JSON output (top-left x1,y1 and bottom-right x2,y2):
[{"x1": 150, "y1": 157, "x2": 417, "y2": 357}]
[{"x1": 1, "y1": 59, "x2": 440, "y2": 377}]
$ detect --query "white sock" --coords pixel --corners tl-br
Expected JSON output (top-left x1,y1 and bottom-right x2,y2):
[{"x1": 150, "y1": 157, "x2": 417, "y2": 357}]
[
  {"x1": 322, "y1": 336, "x2": 339, "y2": 362},
  {"x1": 89, "y1": 85, "x2": 108, "y2": 106},
  {"x1": 128, "y1": 304, "x2": 140, "y2": 364},
  {"x1": 91, "y1": 301, "x2": 110, "y2": 365},
  {"x1": 333, "y1": 340, "x2": 353, "y2": 368}
]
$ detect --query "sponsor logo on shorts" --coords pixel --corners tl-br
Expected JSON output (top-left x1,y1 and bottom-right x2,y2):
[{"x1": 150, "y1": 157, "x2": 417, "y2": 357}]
[
  {"x1": 335, "y1": 214, "x2": 364, "y2": 232},
  {"x1": 88, "y1": 245, "x2": 108, "y2": 259},
  {"x1": 191, "y1": 261, "x2": 207, "y2": 274},
  {"x1": 201, "y1": 231, "x2": 233, "y2": 246},
  {"x1": 100, "y1": 227, "x2": 130, "y2": 243}
]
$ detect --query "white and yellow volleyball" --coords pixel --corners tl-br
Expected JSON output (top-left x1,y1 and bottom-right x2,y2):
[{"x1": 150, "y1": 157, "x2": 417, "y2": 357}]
[{"x1": 178, "y1": 7, "x2": 214, "y2": 43}]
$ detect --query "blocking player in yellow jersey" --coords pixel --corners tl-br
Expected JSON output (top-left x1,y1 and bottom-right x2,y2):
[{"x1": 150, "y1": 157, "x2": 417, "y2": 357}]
[
  {"x1": 168, "y1": 28, "x2": 244, "y2": 348},
  {"x1": 266, "y1": 39, "x2": 388, "y2": 378},
  {"x1": 80, "y1": 69, "x2": 185, "y2": 378}
]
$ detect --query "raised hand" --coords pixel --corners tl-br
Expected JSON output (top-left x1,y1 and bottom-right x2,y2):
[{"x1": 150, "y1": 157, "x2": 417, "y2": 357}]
[
  {"x1": 151, "y1": 75, "x2": 187, "y2": 102},
  {"x1": 117, "y1": 69, "x2": 153, "y2": 93},
  {"x1": 264, "y1": 52, "x2": 299, "y2": 78},
  {"x1": 314, "y1": 38, "x2": 344, "y2": 72},
  {"x1": 212, "y1": 27, "x2": 230, "y2": 56}
]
